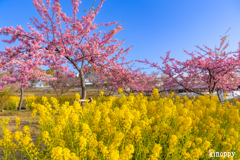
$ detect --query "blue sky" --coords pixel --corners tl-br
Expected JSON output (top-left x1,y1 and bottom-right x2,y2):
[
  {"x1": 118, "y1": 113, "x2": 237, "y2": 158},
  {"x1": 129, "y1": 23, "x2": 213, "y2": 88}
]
[{"x1": 1, "y1": 0, "x2": 240, "y2": 75}]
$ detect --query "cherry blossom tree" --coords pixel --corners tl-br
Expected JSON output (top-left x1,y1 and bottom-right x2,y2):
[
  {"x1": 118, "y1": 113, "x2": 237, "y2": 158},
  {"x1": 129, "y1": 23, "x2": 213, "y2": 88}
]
[
  {"x1": 0, "y1": 57, "x2": 55, "y2": 110},
  {"x1": 121, "y1": 71, "x2": 159, "y2": 96},
  {"x1": 0, "y1": 0, "x2": 157, "y2": 108},
  {"x1": 137, "y1": 30, "x2": 240, "y2": 102},
  {"x1": 141, "y1": 72, "x2": 172, "y2": 96},
  {"x1": 46, "y1": 68, "x2": 80, "y2": 97},
  {"x1": 92, "y1": 63, "x2": 158, "y2": 96}
]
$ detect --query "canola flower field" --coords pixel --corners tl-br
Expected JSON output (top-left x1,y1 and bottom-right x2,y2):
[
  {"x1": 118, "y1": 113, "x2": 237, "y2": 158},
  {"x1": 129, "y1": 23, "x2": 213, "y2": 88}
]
[{"x1": 0, "y1": 88, "x2": 240, "y2": 160}]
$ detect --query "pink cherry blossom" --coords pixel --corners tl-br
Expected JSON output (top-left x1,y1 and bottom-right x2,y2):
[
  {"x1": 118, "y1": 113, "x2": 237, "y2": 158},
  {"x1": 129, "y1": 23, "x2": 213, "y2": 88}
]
[{"x1": 137, "y1": 30, "x2": 240, "y2": 102}]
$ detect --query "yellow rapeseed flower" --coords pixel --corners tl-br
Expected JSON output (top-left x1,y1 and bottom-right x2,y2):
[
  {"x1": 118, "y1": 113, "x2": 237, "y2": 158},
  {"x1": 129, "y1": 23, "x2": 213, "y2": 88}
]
[
  {"x1": 42, "y1": 131, "x2": 50, "y2": 145},
  {"x1": 2, "y1": 118, "x2": 9, "y2": 125},
  {"x1": 21, "y1": 135, "x2": 32, "y2": 146},
  {"x1": 14, "y1": 131, "x2": 23, "y2": 142},
  {"x1": 100, "y1": 91, "x2": 104, "y2": 96},
  {"x1": 15, "y1": 117, "x2": 21, "y2": 128},
  {"x1": 23, "y1": 126, "x2": 30, "y2": 134},
  {"x1": 4, "y1": 88, "x2": 240, "y2": 159},
  {"x1": 168, "y1": 135, "x2": 178, "y2": 146},
  {"x1": 109, "y1": 149, "x2": 119, "y2": 160},
  {"x1": 224, "y1": 93, "x2": 227, "y2": 98},
  {"x1": 152, "y1": 143, "x2": 162, "y2": 157},
  {"x1": 195, "y1": 138, "x2": 202, "y2": 144},
  {"x1": 31, "y1": 109, "x2": 38, "y2": 119},
  {"x1": 201, "y1": 141, "x2": 211, "y2": 151},
  {"x1": 3, "y1": 129, "x2": 13, "y2": 143},
  {"x1": 118, "y1": 88, "x2": 124, "y2": 94},
  {"x1": 51, "y1": 146, "x2": 63, "y2": 160}
]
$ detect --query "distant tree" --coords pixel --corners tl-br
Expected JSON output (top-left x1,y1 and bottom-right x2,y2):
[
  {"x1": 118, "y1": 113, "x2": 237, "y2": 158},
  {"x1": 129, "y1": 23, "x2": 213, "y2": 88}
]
[
  {"x1": 88, "y1": 66, "x2": 158, "y2": 96},
  {"x1": 0, "y1": 71, "x2": 21, "y2": 93},
  {"x1": 46, "y1": 69, "x2": 80, "y2": 97},
  {"x1": 29, "y1": 78, "x2": 40, "y2": 88},
  {"x1": 120, "y1": 71, "x2": 159, "y2": 96}
]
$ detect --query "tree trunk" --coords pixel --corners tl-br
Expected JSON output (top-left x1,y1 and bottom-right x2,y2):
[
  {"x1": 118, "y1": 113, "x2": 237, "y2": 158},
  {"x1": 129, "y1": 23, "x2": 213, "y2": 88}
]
[
  {"x1": 53, "y1": 87, "x2": 59, "y2": 97},
  {"x1": 65, "y1": 56, "x2": 87, "y2": 109},
  {"x1": 18, "y1": 87, "x2": 23, "y2": 111},
  {"x1": 78, "y1": 69, "x2": 86, "y2": 109}
]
